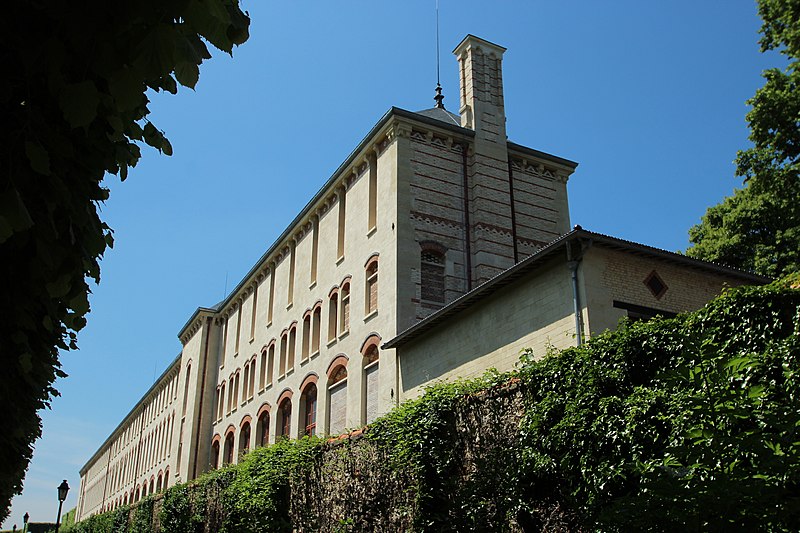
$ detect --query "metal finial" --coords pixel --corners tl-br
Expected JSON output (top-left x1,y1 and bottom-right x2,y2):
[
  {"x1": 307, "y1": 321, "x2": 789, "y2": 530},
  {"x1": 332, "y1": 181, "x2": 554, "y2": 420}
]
[{"x1": 434, "y1": 83, "x2": 445, "y2": 109}]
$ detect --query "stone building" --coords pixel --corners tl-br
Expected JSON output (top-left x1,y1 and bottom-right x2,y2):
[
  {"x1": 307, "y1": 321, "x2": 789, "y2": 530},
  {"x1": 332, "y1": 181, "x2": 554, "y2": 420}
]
[{"x1": 75, "y1": 35, "x2": 765, "y2": 520}]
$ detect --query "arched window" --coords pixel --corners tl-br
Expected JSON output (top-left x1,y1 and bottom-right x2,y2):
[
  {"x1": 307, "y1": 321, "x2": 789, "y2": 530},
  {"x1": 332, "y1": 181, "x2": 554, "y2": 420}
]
[
  {"x1": 340, "y1": 280, "x2": 351, "y2": 334},
  {"x1": 238, "y1": 421, "x2": 251, "y2": 461},
  {"x1": 164, "y1": 468, "x2": 169, "y2": 488},
  {"x1": 157, "y1": 474, "x2": 163, "y2": 493},
  {"x1": 365, "y1": 257, "x2": 378, "y2": 314},
  {"x1": 181, "y1": 363, "x2": 192, "y2": 417},
  {"x1": 224, "y1": 431, "x2": 235, "y2": 465},
  {"x1": 248, "y1": 356, "x2": 256, "y2": 399},
  {"x1": 257, "y1": 409, "x2": 270, "y2": 447},
  {"x1": 279, "y1": 397, "x2": 292, "y2": 438},
  {"x1": 301, "y1": 382, "x2": 317, "y2": 437},
  {"x1": 312, "y1": 305, "x2": 322, "y2": 354},
  {"x1": 227, "y1": 375, "x2": 234, "y2": 414},
  {"x1": 149, "y1": 478, "x2": 154, "y2": 495},
  {"x1": 211, "y1": 438, "x2": 220, "y2": 469},
  {"x1": 288, "y1": 323, "x2": 297, "y2": 370},
  {"x1": 267, "y1": 343, "x2": 275, "y2": 384},
  {"x1": 363, "y1": 342, "x2": 380, "y2": 425},
  {"x1": 327, "y1": 361, "x2": 348, "y2": 436},
  {"x1": 328, "y1": 289, "x2": 339, "y2": 341},
  {"x1": 302, "y1": 313, "x2": 311, "y2": 361},
  {"x1": 279, "y1": 331, "x2": 288, "y2": 376},
  {"x1": 242, "y1": 364, "x2": 250, "y2": 404},
  {"x1": 259, "y1": 348, "x2": 268, "y2": 390},
  {"x1": 421, "y1": 246, "x2": 446, "y2": 304},
  {"x1": 218, "y1": 383, "x2": 226, "y2": 420},
  {"x1": 233, "y1": 371, "x2": 240, "y2": 409}
]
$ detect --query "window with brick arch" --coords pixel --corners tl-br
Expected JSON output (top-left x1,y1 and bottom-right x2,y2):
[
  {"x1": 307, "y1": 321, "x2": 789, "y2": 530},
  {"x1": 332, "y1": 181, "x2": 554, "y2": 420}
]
[
  {"x1": 340, "y1": 281, "x2": 350, "y2": 334},
  {"x1": 312, "y1": 306, "x2": 321, "y2": 353},
  {"x1": 223, "y1": 432, "x2": 234, "y2": 465},
  {"x1": 301, "y1": 313, "x2": 311, "y2": 361},
  {"x1": 302, "y1": 383, "x2": 317, "y2": 437},
  {"x1": 363, "y1": 344, "x2": 380, "y2": 425},
  {"x1": 279, "y1": 332, "x2": 288, "y2": 376},
  {"x1": 257, "y1": 411, "x2": 270, "y2": 447},
  {"x1": 365, "y1": 259, "x2": 378, "y2": 315},
  {"x1": 238, "y1": 422, "x2": 250, "y2": 461},
  {"x1": 421, "y1": 248, "x2": 446, "y2": 304},
  {"x1": 328, "y1": 291, "x2": 338, "y2": 342},
  {"x1": 328, "y1": 365, "x2": 348, "y2": 435},
  {"x1": 279, "y1": 398, "x2": 292, "y2": 438}
]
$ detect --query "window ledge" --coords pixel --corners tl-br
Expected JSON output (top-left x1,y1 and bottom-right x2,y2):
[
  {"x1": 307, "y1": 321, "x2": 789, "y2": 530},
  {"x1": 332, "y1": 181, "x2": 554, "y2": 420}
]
[
  {"x1": 327, "y1": 338, "x2": 337, "y2": 348},
  {"x1": 310, "y1": 350, "x2": 320, "y2": 360},
  {"x1": 286, "y1": 303, "x2": 293, "y2": 311},
  {"x1": 300, "y1": 357, "x2": 309, "y2": 366},
  {"x1": 286, "y1": 368, "x2": 295, "y2": 378},
  {"x1": 364, "y1": 310, "x2": 378, "y2": 323},
  {"x1": 309, "y1": 280, "x2": 317, "y2": 290},
  {"x1": 266, "y1": 320, "x2": 272, "y2": 328},
  {"x1": 249, "y1": 337, "x2": 255, "y2": 344},
  {"x1": 366, "y1": 226, "x2": 377, "y2": 238},
  {"x1": 336, "y1": 255, "x2": 345, "y2": 266},
  {"x1": 338, "y1": 329, "x2": 350, "y2": 341}
]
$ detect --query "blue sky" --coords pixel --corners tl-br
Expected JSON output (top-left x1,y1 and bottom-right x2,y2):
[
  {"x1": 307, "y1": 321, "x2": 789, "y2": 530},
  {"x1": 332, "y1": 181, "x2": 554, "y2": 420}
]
[{"x1": 3, "y1": 1, "x2": 781, "y2": 528}]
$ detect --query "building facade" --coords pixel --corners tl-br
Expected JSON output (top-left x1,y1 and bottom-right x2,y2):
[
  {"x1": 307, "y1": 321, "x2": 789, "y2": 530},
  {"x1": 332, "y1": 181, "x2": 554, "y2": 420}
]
[{"x1": 75, "y1": 35, "x2": 763, "y2": 520}]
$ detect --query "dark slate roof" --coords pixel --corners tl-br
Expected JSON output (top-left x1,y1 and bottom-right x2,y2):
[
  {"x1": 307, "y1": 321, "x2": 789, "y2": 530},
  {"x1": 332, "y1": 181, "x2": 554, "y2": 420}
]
[
  {"x1": 415, "y1": 107, "x2": 462, "y2": 126},
  {"x1": 382, "y1": 226, "x2": 771, "y2": 350}
]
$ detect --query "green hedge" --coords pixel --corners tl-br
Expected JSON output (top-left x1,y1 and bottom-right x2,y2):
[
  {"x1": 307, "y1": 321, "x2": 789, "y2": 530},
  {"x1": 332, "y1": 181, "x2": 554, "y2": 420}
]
[{"x1": 63, "y1": 278, "x2": 800, "y2": 532}]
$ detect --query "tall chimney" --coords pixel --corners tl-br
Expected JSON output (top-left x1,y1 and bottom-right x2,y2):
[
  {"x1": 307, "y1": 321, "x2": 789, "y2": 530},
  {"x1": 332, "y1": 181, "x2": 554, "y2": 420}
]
[{"x1": 453, "y1": 35, "x2": 515, "y2": 284}]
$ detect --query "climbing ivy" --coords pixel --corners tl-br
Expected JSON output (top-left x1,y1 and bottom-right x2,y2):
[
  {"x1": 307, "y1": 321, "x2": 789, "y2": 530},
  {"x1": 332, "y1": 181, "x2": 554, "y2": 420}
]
[{"x1": 62, "y1": 278, "x2": 800, "y2": 532}]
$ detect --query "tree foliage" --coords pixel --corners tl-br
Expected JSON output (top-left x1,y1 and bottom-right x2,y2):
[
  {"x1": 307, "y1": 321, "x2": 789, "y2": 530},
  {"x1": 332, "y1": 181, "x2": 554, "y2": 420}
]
[
  {"x1": 0, "y1": 0, "x2": 248, "y2": 520},
  {"x1": 687, "y1": 0, "x2": 800, "y2": 277}
]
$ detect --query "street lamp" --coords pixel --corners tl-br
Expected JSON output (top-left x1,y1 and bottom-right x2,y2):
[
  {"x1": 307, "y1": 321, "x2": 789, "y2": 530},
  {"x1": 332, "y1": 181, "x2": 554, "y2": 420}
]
[
  {"x1": 55, "y1": 480, "x2": 69, "y2": 533},
  {"x1": 22, "y1": 512, "x2": 29, "y2": 533}
]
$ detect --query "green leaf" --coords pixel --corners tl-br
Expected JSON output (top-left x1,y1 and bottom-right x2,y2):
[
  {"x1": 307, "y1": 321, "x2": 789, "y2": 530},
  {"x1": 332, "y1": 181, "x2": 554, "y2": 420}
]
[
  {"x1": 109, "y1": 68, "x2": 145, "y2": 112},
  {"x1": 59, "y1": 81, "x2": 100, "y2": 128},
  {"x1": 25, "y1": 141, "x2": 51, "y2": 175},
  {"x1": 174, "y1": 61, "x2": 200, "y2": 89},
  {"x1": 0, "y1": 188, "x2": 34, "y2": 234}
]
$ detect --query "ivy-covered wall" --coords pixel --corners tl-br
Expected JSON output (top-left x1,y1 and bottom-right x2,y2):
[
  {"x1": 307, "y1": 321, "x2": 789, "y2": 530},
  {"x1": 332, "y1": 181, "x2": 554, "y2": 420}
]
[{"x1": 63, "y1": 278, "x2": 800, "y2": 532}]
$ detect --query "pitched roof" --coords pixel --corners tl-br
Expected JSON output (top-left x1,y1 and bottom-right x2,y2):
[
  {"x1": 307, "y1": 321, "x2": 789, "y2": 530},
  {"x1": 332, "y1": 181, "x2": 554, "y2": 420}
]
[{"x1": 382, "y1": 226, "x2": 771, "y2": 350}]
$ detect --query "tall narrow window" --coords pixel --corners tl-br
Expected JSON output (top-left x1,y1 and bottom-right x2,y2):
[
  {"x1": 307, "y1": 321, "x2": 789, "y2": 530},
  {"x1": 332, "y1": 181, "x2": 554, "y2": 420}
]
[
  {"x1": 301, "y1": 314, "x2": 311, "y2": 361},
  {"x1": 368, "y1": 153, "x2": 377, "y2": 232},
  {"x1": 224, "y1": 432, "x2": 234, "y2": 465},
  {"x1": 279, "y1": 332, "x2": 288, "y2": 376},
  {"x1": 233, "y1": 371, "x2": 240, "y2": 408},
  {"x1": 288, "y1": 324, "x2": 297, "y2": 371},
  {"x1": 249, "y1": 357, "x2": 256, "y2": 399},
  {"x1": 210, "y1": 439, "x2": 219, "y2": 469},
  {"x1": 238, "y1": 422, "x2": 250, "y2": 461},
  {"x1": 268, "y1": 268, "x2": 275, "y2": 325},
  {"x1": 337, "y1": 187, "x2": 346, "y2": 259},
  {"x1": 363, "y1": 344, "x2": 380, "y2": 425},
  {"x1": 222, "y1": 319, "x2": 229, "y2": 361},
  {"x1": 227, "y1": 376, "x2": 234, "y2": 414},
  {"x1": 279, "y1": 398, "x2": 292, "y2": 438},
  {"x1": 182, "y1": 364, "x2": 192, "y2": 417},
  {"x1": 235, "y1": 304, "x2": 242, "y2": 354},
  {"x1": 311, "y1": 217, "x2": 319, "y2": 285},
  {"x1": 302, "y1": 384, "x2": 317, "y2": 437},
  {"x1": 421, "y1": 248, "x2": 446, "y2": 304},
  {"x1": 259, "y1": 349, "x2": 267, "y2": 390},
  {"x1": 288, "y1": 241, "x2": 296, "y2": 305},
  {"x1": 267, "y1": 343, "x2": 275, "y2": 385},
  {"x1": 328, "y1": 291, "x2": 338, "y2": 341},
  {"x1": 312, "y1": 306, "x2": 321, "y2": 354},
  {"x1": 340, "y1": 280, "x2": 350, "y2": 334},
  {"x1": 250, "y1": 283, "x2": 258, "y2": 340},
  {"x1": 365, "y1": 258, "x2": 378, "y2": 315},
  {"x1": 257, "y1": 411, "x2": 270, "y2": 447},
  {"x1": 328, "y1": 365, "x2": 348, "y2": 436},
  {"x1": 242, "y1": 364, "x2": 250, "y2": 405}
]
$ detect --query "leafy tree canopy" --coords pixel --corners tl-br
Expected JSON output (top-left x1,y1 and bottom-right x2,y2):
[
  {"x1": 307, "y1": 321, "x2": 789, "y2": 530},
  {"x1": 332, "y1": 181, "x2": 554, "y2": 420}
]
[
  {"x1": 687, "y1": 0, "x2": 800, "y2": 277},
  {"x1": 0, "y1": 0, "x2": 249, "y2": 521}
]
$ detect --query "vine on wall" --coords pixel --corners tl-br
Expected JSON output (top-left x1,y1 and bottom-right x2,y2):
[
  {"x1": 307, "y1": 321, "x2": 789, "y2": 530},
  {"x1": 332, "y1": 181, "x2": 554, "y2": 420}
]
[{"x1": 64, "y1": 277, "x2": 800, "y2": 532}]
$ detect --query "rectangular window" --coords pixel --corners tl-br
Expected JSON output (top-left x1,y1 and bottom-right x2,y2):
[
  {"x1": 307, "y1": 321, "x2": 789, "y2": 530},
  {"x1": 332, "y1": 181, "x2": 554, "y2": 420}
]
[
  {"x1": 267, "y1": 270, "x2": 275, "y2": 325},
  {"x1": 337, "y1": 188, "x2": 346, "y2": 260},
  {"x1": 311, "y1": 217, "x2": 319, "y2": 285},
  {"x1": 288, "y1": 242, "x2": 296, "y2": 305},
  {"x1": 368, "y1": 153, "x2": 377, "y2": 232},
  {"x1": 235, "y1": 304, "x2": 242, "y2": 354},
  {"x1": 250, "y1": 283, "x2": 258, "y2": 340}
]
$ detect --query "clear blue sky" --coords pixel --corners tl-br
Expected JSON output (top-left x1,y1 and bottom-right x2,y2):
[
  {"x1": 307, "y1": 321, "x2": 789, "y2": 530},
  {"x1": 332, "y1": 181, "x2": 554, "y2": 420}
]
[{"x1": 4, "y1": 1, "x2": 781, "y2": 528}]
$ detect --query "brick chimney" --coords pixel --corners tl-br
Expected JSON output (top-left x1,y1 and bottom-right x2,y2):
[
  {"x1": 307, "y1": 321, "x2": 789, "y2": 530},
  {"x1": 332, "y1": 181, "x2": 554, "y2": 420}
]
[{"x1": 453, "y1": 35, "x2": 515, "y2": 283}]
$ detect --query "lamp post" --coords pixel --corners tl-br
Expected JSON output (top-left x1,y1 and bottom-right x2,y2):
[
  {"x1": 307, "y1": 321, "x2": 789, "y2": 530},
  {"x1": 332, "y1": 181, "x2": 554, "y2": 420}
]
[
  {"x1": 55, "y1": 480, "x2": 69, "y2": 533},
  {"x1": 23, "y1": 512, "x2": 28, "y2": 533}
]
